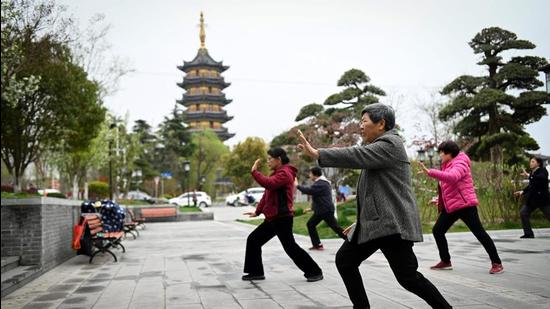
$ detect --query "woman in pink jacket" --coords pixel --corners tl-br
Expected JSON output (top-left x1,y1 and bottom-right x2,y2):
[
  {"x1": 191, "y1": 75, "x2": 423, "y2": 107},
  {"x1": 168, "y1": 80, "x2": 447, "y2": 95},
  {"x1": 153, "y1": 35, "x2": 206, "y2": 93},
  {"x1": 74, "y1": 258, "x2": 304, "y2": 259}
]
[{"x1": 419, "y1": 141, "x2": 503, "y2": 274}]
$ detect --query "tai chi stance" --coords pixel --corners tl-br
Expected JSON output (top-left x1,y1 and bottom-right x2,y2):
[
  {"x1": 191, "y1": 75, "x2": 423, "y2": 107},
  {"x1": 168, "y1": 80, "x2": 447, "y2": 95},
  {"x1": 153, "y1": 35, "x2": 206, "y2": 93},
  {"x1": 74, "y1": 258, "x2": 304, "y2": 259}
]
[
  {"x1": 242, "y1": 147, "x2": 323, "y2": 282},
  {"x1": 418, "y1": 141, "x2": 503, "y2": 274},
  {"x1": 298, "y1": 103, "x2": 451, "y2": 309},
  {"x1": 296, "y1": 166, "x2": 346, "y2": 250},
  {"x1": 514, "y1": 157, "x2": 550, "y2": 238}
]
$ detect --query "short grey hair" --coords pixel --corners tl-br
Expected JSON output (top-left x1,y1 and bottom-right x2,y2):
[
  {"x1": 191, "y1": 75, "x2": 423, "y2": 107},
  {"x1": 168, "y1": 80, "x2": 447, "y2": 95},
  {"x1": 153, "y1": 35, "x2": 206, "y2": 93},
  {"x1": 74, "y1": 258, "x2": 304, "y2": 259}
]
[{"x1": 361, "y1": 103, "x2": 395, "y2": 131}]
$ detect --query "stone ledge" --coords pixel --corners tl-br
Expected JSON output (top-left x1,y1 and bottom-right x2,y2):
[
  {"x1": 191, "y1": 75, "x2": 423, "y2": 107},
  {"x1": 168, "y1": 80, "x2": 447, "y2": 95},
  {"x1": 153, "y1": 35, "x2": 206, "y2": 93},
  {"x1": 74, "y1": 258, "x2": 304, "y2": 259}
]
[{"x1": 0, "y1": 197, "x2": 81, "y2": 207}]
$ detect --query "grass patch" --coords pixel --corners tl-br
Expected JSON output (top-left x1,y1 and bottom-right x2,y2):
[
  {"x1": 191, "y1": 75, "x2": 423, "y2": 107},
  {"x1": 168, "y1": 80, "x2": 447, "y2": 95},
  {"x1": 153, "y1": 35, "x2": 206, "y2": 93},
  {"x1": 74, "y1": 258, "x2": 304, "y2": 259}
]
[
  {"x1": 238, "y1": 199, "x2": 550, "y2": 238},
  {"x1": 1, "y1": 192, "x2": 40, "y2": 199},
  {"x1": 179, "y1": 206, "x2": 202, "y2": 212}
]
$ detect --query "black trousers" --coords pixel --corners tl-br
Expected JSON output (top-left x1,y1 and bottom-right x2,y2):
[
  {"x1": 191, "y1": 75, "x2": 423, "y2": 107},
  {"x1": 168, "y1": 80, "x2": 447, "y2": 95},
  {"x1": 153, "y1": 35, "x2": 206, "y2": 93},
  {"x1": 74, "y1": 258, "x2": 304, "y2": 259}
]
[
  {"x1": 520, "y1": 203, "x2": 550, "y2": 236},
  {"x1": 244, "y1": 216, "x2": 322, "y2": 277},
  {"x1": 307, "y1": 212, "x2": 346, "y2": 246},
  {"x1": 433, "y1": 206, "x2": 501, "y2": 264},
  {"x1": 336, "y1": 236, "x2": 451, "y2": 309}
]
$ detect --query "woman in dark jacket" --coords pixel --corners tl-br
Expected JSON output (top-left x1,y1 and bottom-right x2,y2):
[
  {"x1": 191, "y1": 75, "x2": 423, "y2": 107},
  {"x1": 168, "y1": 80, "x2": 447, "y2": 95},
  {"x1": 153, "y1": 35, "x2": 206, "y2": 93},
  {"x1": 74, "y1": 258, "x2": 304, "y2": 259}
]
[{"x1": 514, "y1": 157, "x2": 550, "y2": 238}]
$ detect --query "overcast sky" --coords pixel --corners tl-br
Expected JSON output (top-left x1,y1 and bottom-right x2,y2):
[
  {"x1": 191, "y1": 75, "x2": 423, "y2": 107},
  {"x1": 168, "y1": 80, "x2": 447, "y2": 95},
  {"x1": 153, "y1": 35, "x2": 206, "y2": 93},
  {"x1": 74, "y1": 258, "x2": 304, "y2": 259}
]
[{"x1": 59, "y1": 0, "x2": 550, "y2": 155}]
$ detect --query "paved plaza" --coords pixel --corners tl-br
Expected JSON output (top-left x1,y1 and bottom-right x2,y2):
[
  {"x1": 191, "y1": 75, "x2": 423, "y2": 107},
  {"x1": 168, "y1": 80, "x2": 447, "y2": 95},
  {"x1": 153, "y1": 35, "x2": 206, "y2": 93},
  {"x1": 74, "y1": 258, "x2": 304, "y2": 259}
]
[{"x1": 1, "y1": 205, "x2": 549, "y2": 309}]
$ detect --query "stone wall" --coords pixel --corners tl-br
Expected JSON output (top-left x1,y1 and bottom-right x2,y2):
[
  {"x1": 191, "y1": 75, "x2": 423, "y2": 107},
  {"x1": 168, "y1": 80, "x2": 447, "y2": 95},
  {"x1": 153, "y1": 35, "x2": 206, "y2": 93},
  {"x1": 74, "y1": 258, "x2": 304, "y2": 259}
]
[{"x1": 1, "y1": 198, "x2": 81, "y2": 271}]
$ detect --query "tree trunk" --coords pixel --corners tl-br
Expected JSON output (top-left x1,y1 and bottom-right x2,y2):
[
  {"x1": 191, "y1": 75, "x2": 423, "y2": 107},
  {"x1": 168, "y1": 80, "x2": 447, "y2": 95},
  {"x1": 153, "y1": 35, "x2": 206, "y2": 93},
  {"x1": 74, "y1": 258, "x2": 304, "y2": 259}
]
[
  {"x1": 84, "y1": 181, "x2": 89, "y2": 200},
  {"x1": 72, "y1": 174, "x2": 79, "y2": 200}
]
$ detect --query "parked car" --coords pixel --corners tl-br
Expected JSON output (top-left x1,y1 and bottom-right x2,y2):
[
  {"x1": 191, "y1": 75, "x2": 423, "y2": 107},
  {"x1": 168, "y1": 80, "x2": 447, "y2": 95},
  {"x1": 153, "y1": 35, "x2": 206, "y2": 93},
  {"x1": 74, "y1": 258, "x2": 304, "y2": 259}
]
[
  {"x1": 37, "y1": 188, "x2": 61, "y2": 196},
  {"x1": 169, "y1": 191, "x2": 212, "y2": 207},
  {"x1": 225, "y1": 187, "x2": 265, "y2": 206},
  {"x1": 125, "y1": 190, "x2": 155, "y2": 204}
]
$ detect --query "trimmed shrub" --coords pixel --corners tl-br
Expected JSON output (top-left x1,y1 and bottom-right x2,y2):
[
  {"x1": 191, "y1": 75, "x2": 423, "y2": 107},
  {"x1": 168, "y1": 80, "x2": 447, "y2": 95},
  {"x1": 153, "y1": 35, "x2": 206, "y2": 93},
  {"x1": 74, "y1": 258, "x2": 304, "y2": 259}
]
[
  {"x1": 46, "y1": 192, "x2": 67, "y2": 199},
  {"x1": 1, "y1": 184, "x2": 14, "y2": 192},
  {"x1": 88, "y1": 181, "x2": 109, "y2": 200}
]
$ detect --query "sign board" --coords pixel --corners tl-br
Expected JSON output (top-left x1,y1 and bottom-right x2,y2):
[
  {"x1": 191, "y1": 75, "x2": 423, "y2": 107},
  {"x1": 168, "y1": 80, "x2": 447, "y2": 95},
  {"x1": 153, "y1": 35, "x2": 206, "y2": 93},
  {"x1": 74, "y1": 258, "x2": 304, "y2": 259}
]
[{"x1": 161, "y1": 172, "x2": 172, "y2": 179}]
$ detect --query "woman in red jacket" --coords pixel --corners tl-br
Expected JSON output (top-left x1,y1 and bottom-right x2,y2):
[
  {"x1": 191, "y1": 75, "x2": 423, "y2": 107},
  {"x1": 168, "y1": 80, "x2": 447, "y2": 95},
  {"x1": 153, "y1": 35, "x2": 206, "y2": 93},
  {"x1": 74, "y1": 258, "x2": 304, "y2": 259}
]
[
  {"x1": 419, "y1": 141, "x2": 503, "y2": 274},
  {"x1": 242, "y1": 147, "x2": 323, "y2": 282}
]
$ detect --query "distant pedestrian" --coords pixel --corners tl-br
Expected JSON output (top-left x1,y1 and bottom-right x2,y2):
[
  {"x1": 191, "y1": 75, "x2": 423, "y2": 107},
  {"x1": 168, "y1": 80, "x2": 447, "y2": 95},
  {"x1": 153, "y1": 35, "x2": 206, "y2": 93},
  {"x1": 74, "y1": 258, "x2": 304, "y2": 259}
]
[
  {"x1": 514, "y1": 157, "x2": 550, "y2": 238},
  {"x1": 418, "y1": 140, "x2": 503, "y2": 275},
  {"x1": 242, "y1": 147, "x2": 323, "y2": 282},
  {"x1": 192, "y1": 190, "x2": 198, "y2": 207},
  {"x1": 296, "y1": 166, "x2": 346, "y2": 250},
  {"x1": 298, "y1": 103, "x2": 451, "y2": 309}
]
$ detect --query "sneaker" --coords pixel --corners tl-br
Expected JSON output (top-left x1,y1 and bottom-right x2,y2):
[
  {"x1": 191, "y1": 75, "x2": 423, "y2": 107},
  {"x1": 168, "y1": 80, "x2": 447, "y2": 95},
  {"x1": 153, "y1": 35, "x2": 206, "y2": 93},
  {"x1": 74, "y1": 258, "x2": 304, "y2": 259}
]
[
  {"x1": 489, "y1": 263, "x2": 504, "y2": 274},
  {"x1": 430, "y1": 261, "x2": 453, "y2": 270},
  {"x1": 309, "y1": 244, "x2": 324, "y2": 250},
  {"x1": 241, "y1": 274, "x2": 265, "y2": 281},
  {"x1": 306, "y1": 273, "x2": 324, "y2": 282},
  {"x1": 520, "y1": 234, "x2": 534, "y2": 239}
]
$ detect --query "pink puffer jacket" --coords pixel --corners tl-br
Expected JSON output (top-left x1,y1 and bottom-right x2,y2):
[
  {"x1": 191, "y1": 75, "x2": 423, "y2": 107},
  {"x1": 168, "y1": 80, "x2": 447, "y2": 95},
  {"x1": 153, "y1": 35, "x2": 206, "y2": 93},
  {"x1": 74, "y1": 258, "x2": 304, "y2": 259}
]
[{"x1": 427, "y1": 152, "x2": 478, "y2": 213}]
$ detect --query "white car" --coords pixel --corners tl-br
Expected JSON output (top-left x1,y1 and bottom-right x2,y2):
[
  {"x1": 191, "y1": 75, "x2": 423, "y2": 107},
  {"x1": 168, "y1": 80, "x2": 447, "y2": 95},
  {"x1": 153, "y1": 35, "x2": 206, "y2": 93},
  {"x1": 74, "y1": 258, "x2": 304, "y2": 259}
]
[
  {"x1": 169, "y1": 191, "x2": 212, "y2": 207},
  {"x1": 225, "y1": 187, "x2": 265, "y2": 206}
]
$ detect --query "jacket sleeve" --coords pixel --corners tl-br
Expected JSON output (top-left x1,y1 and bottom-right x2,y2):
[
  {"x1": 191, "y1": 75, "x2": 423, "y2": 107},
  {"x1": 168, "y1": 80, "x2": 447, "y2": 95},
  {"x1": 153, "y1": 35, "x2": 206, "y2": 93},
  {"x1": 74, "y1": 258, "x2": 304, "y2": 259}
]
[
  {"x1": 251, "y1": 169, "x2": 292, "y2": 190},
  {"x1": 318, "y1": 139, "x2": 398, "y2": 170},
  {"x1": 297, "y1": 182, "x2": 324, "y2": 195},
  {"x1": 427, "y1": 160, "x2": 469, "y2": 184},
  {"x1": 255, "y1": 194, "x2": 266, "y2": 216}
]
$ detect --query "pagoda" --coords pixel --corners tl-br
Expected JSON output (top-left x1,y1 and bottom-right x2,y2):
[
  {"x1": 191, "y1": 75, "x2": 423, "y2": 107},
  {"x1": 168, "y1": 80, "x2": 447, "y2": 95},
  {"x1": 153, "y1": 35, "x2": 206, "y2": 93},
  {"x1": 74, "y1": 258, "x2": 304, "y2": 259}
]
[{"x1": 177, "y1": 12, "x2": 234, "y2": 141}]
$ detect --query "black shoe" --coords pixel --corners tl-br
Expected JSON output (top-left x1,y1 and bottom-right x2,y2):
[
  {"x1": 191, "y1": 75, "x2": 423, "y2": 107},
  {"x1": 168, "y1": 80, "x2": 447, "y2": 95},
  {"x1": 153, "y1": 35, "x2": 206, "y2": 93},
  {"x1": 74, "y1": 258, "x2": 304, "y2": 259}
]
[
  {"x1": 306, "y1": 273, "x2": 323, "y2": 282},
  {"x1": 520, "y1": 234, "x2": 534, "y2": 239},
  {"x1": 242, "y1": 274, "x2": 265, "y2": 281}
]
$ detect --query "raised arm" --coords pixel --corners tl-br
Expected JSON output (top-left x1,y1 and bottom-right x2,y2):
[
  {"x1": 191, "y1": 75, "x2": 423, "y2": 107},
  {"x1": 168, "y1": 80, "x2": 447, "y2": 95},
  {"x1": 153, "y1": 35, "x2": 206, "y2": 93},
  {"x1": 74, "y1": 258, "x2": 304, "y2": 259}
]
[
  {"x1": 427, "y1": 160, "x2": 468, "y2": 184},
  {"x1": 252, "y1": 169, "x2": 292, "y2": 190},
  {"x1": 318, "y1": 140, "x2": 398, "y2": 170}
]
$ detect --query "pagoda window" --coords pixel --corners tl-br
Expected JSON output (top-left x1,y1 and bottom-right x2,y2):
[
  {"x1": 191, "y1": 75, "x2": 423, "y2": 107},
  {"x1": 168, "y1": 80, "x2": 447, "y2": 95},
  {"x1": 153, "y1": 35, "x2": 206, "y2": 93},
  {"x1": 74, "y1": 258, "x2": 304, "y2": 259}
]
[
  {"x1": 195, "y1": 104, "x2": 200, "y2": 111},
  {"x1": 209, "y1": 121, "x2": 214, "y2": 128},
  {"x1": 208, "y1": 86, "x2": 212, "y2": 93}
]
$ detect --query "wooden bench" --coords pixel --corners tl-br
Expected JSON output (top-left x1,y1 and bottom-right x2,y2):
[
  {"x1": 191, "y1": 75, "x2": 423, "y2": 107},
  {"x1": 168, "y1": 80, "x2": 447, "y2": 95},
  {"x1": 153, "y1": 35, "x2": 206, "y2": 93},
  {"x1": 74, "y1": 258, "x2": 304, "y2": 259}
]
[
  {"x1": 83, "y1": 214, "x2": 125, "y2": 263},
  {"x1": 128, "y1": 209, "x2": 146, "y2": 229},
  {"x1": 141, "y1": 207, "x2": 177, "y2": 218}
]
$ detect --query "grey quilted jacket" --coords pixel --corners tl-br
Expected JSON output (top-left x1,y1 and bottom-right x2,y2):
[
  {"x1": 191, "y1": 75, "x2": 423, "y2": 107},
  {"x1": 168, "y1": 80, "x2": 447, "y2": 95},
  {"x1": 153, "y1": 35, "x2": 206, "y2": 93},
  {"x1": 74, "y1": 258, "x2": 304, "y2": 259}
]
[{"x1": 318, "y1": 129, "x2": 423, "y2": 244}]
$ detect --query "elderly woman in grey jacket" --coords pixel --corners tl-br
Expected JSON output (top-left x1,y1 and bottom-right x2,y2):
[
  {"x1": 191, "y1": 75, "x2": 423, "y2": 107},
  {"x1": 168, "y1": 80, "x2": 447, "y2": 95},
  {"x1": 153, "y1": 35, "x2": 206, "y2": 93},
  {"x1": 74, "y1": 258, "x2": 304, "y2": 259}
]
[{"x1": 297, "y1": 103, "x2": 451, "y2": 309}]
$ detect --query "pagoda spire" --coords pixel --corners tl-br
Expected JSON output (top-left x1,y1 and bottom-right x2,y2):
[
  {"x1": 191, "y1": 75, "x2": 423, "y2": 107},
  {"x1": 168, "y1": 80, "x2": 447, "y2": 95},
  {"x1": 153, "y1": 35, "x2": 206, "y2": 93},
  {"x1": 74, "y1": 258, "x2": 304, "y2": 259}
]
[{"x1": 199, "y1": 12, "x2": 206, "y2": 49}]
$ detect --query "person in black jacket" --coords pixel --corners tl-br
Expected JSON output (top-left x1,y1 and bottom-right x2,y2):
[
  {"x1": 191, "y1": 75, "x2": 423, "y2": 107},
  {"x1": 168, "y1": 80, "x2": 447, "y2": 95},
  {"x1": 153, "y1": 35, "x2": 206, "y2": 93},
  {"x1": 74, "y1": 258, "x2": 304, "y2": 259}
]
[
  {"x1": 296, "y1": 167, "x2": 346, "y2": 250},
  {"x1": 514, "y1": 157, "x2": 550, "y2": 238}
]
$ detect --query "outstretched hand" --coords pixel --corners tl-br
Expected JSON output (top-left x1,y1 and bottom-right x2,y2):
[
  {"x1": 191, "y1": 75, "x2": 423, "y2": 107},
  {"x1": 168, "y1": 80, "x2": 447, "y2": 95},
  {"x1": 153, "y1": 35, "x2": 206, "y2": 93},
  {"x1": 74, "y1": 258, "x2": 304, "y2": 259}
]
[
  {"x1": 251, "y1": 159, "x2": 261, "y2": 172},
  {"x1": 416, "y1": 161, "x2": 429, "y2": 175},
  {"x1": 243, "y1": 211, "x2": 258, "y2": 218},
  {"x1": 295, "y1": 129, "x2": 319, "y2": 159}
]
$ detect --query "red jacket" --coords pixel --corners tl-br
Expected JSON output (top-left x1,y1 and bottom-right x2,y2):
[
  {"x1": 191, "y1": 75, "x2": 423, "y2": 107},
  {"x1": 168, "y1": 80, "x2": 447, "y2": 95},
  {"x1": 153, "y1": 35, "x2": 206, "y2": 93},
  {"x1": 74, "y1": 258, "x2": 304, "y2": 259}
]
[{"x1": 252, "y1": 164, "x2": 297, "y2": 221}]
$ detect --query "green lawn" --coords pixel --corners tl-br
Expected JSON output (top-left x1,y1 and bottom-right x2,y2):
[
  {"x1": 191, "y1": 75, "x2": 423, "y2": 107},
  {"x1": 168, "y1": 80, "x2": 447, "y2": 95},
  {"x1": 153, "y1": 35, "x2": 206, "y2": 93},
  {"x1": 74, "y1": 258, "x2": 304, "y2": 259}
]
[
  {"x1": 238, "y1": 199, "x2": 550, "y2": 238},
  {"x1": 179, "y1": 206, "x2": 202, "y2": 212}
]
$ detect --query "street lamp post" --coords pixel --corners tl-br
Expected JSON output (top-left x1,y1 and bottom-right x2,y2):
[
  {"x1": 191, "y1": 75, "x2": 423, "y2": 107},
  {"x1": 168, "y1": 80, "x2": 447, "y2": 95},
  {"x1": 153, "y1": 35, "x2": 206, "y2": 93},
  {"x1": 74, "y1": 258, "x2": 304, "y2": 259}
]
[
  {"x1": 417, "y1": 147, "x2": 426, "y2": 164},
  {"x1": 108, "y1": 123, "x2": 117, "y2": 200},
  {"x1": 542, "y1": 64, "x2": 550, "y2": 94},
  {"x1": 427, "y1": 147, "x2": 435, "y2": 168},
  {"x1": 183, "y1": 161, "x2": 191, "y2": 206}
]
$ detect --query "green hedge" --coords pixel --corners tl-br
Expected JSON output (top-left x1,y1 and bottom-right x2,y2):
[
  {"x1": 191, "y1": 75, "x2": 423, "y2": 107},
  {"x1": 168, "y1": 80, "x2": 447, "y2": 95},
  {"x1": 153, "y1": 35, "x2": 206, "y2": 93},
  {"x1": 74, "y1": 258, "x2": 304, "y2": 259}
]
[{"x1": 88, "y1": 181, "x2": 109, "y2": 200}]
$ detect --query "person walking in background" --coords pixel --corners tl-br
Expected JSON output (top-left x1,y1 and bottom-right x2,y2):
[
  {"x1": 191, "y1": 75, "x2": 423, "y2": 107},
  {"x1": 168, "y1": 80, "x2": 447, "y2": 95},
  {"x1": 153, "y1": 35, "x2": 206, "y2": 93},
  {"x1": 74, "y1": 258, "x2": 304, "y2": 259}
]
[
  {"x1": 192, "y1": 190, "x2": 198, "y2": 207},
  {"x1": 298, "y1": 103, "x2": 451, "y2": 309},
  {"x1": 296, "y1": 166, "x2": 346, "y2": 250},
  {"x1": 242, "y1": 147, "x2": 323, "y2": 282},
  {"x1": 514, "y1": 157, "x2": 550, "y2": 238},
  {"x1": 418, "y1": 141, "x2": 503, "y2": 275}
]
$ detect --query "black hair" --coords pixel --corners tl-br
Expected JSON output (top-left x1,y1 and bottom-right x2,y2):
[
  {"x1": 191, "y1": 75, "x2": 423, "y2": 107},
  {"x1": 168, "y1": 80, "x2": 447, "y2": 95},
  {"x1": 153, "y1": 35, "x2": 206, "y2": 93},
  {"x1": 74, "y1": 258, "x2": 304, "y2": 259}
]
[
  {"x1": 437, "y1": 141, "x2": 460, "y2": 158},
  {"x1": 309, "y1": 166, "x2": 323, "y2": 177},
  {"x1": 361, "y1": 103, "x2": 396, "y2": 131},
  {"x1": 267, "y1": 147, "x2": 290, "y2": 164},
  {"x1": 533, "y1": 157, "x2": 545, "y2": 167}
]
